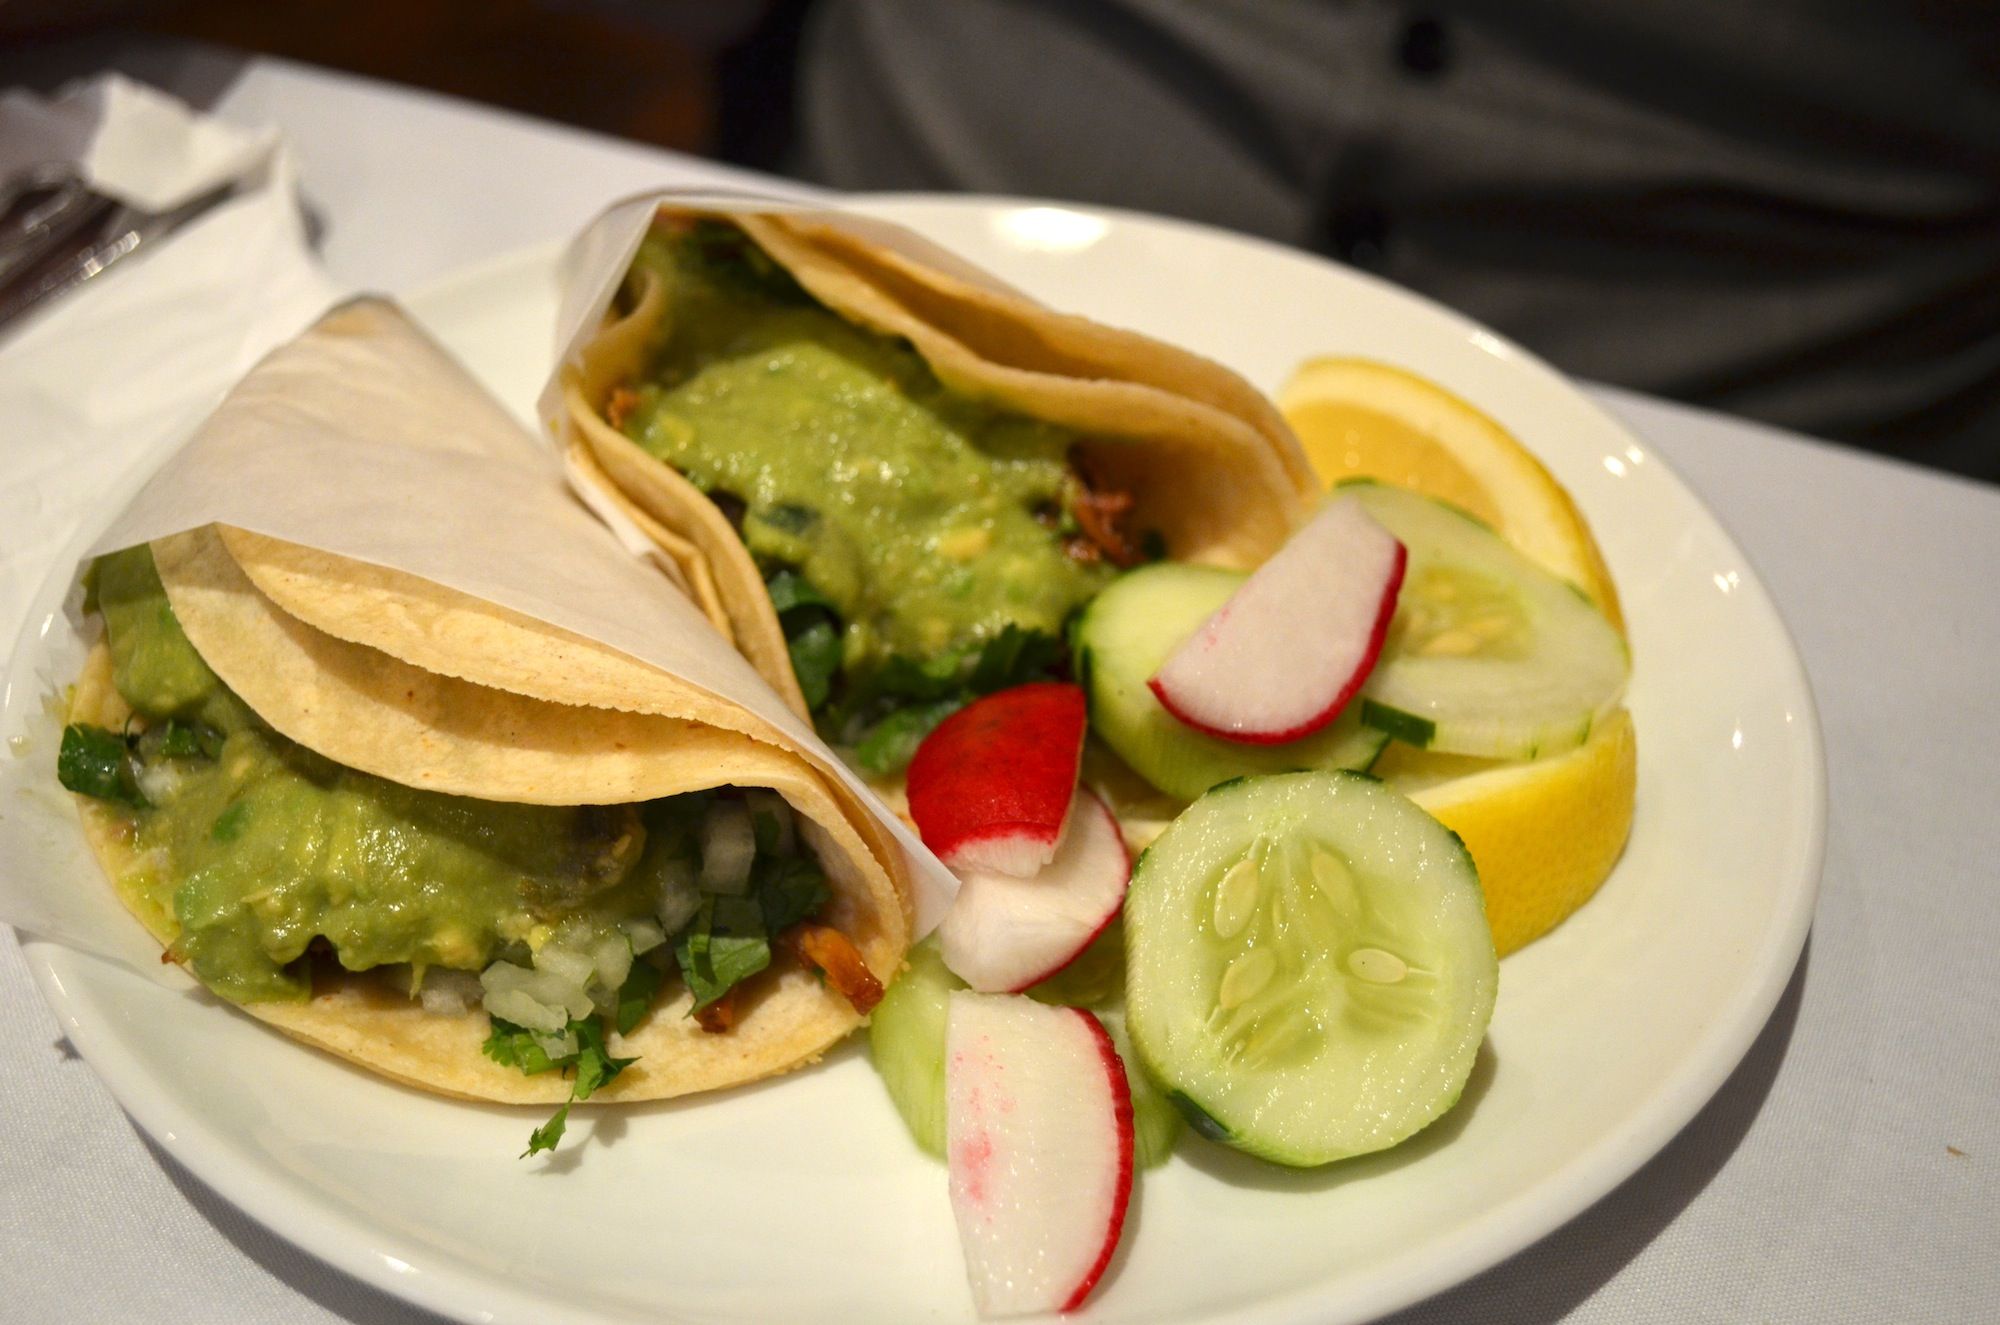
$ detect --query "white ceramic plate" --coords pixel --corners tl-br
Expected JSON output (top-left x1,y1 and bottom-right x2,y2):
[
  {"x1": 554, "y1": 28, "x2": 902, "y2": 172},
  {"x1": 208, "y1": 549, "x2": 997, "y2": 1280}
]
[{"x1": 21, "y1": 197, "x2": 1824, "y2": 1324}]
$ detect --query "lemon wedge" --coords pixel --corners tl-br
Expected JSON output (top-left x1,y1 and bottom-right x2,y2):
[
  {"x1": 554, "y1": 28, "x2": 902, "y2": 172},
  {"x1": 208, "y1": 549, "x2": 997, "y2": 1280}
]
[
  {"x1": 1279, "y1": 357, "x2": 1623, "y2": 634},
  {"x1": 1373, "y1": 707, "x2": 1636, "y2": 956},
  {"x1": 1280, "y1": 356, "x2": 1635, "y2": 952}
]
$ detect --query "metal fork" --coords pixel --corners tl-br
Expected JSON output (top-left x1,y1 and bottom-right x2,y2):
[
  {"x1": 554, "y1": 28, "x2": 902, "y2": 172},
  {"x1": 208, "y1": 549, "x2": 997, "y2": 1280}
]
[{"x1": 0, "y1": 163, "x2": 237, "y2": 338}]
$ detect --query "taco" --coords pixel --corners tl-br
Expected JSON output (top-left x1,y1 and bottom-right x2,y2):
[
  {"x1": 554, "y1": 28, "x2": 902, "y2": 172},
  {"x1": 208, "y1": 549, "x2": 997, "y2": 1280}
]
[
  {"x1": 61, "y1": 516, "x2": 908, "y2": 1153},
  {"x1": 556, "y1": 208, "x2": 1320, "y2": 777}
]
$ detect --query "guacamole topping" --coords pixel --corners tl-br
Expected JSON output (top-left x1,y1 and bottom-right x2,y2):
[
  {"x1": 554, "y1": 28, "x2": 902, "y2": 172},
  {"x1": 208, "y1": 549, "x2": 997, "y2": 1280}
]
[
  {"x1": 618, "y1": 222, "x2": 1115, "y2": 686},
  {"x1": 67, "y1": 548, "x2": 829, "y2": 1026}
]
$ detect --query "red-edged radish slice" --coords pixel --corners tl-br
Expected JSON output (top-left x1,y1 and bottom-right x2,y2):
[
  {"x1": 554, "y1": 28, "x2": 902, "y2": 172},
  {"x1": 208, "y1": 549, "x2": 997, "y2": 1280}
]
[
  {"x1": 908, "y1": 682, "x2": 1088, "y2": 876},
  {"x1": 947, "y1": 994, "x2": 1134, "y2": 1317},
  {"x1": 1149, "y1": 496, "x2": 1404, "y2": 744},
  {"x1": 939, "y1": 789, "x2": 1131, "y2": 993}
]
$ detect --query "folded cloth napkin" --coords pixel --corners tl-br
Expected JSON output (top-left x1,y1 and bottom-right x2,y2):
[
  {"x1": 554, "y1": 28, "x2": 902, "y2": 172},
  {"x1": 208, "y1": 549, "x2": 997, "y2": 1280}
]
[{"x1": 0, "y1": 75, "x2": 342, "y2": 958}]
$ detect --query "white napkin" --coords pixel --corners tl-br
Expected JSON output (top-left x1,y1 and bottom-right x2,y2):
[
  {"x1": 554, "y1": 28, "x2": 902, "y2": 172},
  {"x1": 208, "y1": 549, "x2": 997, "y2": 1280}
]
[
  {"x1": 0, "y1": 76, "x2": 282, "y2": 212},
  {"x1": 0, "y1": 76, "x2": 342, "y2": 960}
]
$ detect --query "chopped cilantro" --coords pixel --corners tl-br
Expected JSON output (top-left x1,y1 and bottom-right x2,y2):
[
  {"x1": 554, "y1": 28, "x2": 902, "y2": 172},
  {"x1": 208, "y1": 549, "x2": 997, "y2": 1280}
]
[
  {"x1": 571, "y1": 1017, "x2": 636, "y2": 1098},
  {"x1": 523, "y1": 1023, "x2": 634, "y2": 1158},
  {"x1": 57, "y1": 724, "x2": 145, "y2": 807},
  {"x1": 852, "y1": 699, "x2": 960, "y2": 775},
  {"x1": 763, "y1": 568, "x2": 1068, "y2": 775},
  {"x1": 785, "y1": 620, "x2": 842, "y2": 711},
  {"x1": 482, "y1": 1016, "x2": 562, "y2": 1076},
  {"x1": 488, "y1": 961, "x2": 656, "y2": 1156},
  {"x1": 843, "y1": 625, "x2": 1068, "y2": 774},
  {"x1": 967, "y1": 624, "x2": 1064, "y2": 694},
  {"x1": 615, "y1": 958, "x2": 664, "y2": 1036},
  {"x1": 765, "y1": 569, "x2": 834, "y2": 617},
  {"x1": 766, "y1": 569, "x2": 844, "y2": 711},
  {"x1": 524, "y1": 1105, "x2": 571, "y2": 1157},
  {"x1": 675, "y1": 895, "x2": 771, "y2": 1010},
  {"x1": 865, "y1": 650, "x2": 966, "y2": 704},
  {"x1": 756, "y1": 855, "x2": 829, "y2": 933},
  {"x1": 154, "y1": 718, "x2": 221, "y2": 760}
]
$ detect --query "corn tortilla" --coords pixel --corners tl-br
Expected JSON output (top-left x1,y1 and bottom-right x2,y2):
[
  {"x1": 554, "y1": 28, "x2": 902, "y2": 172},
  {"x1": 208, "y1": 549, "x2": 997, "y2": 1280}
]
[
  {"x1": 559, "y1": 205, "x2": 1319, "y2": 721},
  {"x1": 68, "y1": 530, "x2": 911, "y2": 1104}
]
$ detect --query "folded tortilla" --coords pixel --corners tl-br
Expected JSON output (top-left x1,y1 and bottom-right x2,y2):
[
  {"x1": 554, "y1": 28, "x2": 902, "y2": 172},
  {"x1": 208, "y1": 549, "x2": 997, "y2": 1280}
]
[
  {"x1": 63, "y1": 298, "x2": 915, "y2": 1105},
  {"x1": 557, "y1": 204, "x2": 1320, "y2": 713},
  {"x1": 69, "y1": 530, "x2": 909, "y2": 1103}
]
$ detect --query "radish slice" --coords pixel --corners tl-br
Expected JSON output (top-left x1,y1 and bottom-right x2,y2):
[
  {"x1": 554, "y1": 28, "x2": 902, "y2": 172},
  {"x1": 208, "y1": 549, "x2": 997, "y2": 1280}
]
[
  {"x1": 1150, "y1": 496, "x2": 1404, "y2": 744},
  {"x1": 947, "y1": 994, "x2": 1134, "y2": 1317},
  {"x1": 939, "y1": 789, "x2": 1131, "y2": 993},
  {"x1": 907, "y1": 682, "x2": 1088, "y2": 876}
]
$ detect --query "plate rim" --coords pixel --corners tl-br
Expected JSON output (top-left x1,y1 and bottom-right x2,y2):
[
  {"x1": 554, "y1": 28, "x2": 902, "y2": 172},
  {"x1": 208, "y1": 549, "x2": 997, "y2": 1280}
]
[{"x1": 17, "y1": 193, "x2": 1827, "y2": 1325}]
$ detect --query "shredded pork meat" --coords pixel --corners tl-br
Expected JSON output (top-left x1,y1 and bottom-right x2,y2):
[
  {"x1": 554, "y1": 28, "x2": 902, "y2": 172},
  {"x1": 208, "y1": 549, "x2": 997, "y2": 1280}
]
[
  {"x1": 780, "y1": 924, "x2": 886, "y2": 1015},
  {"x1": 1066, "y1": 462, "x2": 1144, "y2": 568},
  {"x1": 693, "y1": 988, "x2": 739, "y2": 1034}
]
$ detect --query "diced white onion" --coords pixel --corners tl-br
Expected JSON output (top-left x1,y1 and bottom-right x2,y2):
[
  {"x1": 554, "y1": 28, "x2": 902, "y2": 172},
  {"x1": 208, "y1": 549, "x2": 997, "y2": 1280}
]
[
  {"x1": 700, "y1": 800, "x2": 756, "y2": 894},
  {"x1": 535, "y1": 944, "x2": 595, "y2": 989},
  {"x1": 134, "y1": 760, "x2": 188, "y2": 806},
  {"x1": 657, "y1": 884, "x2": 701, "y2": 936},
  {"x1": 589, "y1": 931, "x2": 633, "y2": 991},
  {"x1": 482, "y1": 983, "x2": 568, "y2": 1033},
  {"x1": 482, "y1": 958, "x2": 593, "y2": 1022},
  {"x1": 623, "y1": 917, "x2": 667, "y2": 956},
  {"x1": 656, "y1": 855, "x2": 702, "y2": 933},
  {"x1": 533, "y1": 1029, "x2": 579, "y2": 1060}
]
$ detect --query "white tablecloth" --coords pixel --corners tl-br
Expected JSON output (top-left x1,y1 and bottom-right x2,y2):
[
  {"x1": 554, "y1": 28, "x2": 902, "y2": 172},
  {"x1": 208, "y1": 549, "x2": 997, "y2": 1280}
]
[{"x1": 1, "y1": 38, "x2": 1995, "y2": 1325}]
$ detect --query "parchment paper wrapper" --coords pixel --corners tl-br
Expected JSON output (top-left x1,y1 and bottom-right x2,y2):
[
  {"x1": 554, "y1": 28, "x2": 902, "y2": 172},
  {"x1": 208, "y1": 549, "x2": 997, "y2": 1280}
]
[{"x1": 0, "y1": 289, "x2": 958, "y2": 981}]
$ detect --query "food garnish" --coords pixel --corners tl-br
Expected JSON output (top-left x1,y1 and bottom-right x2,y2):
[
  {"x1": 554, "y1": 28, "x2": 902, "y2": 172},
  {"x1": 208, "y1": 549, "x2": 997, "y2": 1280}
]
[
  {"x1": 906, "y1": 682, "x2": 1088, "y2": 877},
  {"x1": 945, "y1": 993, "x2": 1134, "y2": 1317},
  {"x1": 1124, "y1": 771, "x2": 1498, "y2": 1166},
  {"x1": 1149, "y1": 494, "x2": 1405, "y2": 744},
  {"x1": 937, "y1": 788, "x2": 1131, "y2": 995}
]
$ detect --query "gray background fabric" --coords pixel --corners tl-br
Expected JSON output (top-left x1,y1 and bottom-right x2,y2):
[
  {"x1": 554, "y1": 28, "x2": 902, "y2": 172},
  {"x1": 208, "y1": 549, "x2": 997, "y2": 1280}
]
[
  {"x1": 797, "y1": 0, "x2": 2000, "y2": 482},
  {"x1": 1, "y1": 39, "x2": 1998, "y2": 1325}
]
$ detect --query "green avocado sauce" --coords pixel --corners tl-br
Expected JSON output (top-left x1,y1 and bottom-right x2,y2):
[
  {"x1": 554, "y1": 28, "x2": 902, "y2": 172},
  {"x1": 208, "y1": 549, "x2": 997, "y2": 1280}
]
[
  {"x1": 618, "y1": 223, "x2": 1113, "y2": 680},
  {"x1": 77, "y1": 547, "x2": 719, "y2": 1006}
]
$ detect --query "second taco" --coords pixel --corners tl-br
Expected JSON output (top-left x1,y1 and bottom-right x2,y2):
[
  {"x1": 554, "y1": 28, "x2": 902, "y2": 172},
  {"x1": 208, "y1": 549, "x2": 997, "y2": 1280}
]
[{"x1": 557, "y1": 206, "x2": 1318, "y2": 776}]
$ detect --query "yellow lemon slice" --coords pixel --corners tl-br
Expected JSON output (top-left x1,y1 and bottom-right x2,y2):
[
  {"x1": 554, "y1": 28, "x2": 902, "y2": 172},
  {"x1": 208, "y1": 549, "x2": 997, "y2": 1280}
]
[
  {"x1": 1373, "y1": 708, "x2": 1637, "y2": 956},
  {"x1": 1279, "y1": 357, "x2": 1624, "y2": 634}
]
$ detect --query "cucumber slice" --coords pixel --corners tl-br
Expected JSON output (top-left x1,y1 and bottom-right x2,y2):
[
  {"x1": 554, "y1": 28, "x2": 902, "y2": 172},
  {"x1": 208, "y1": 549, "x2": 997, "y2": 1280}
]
[
  {"x1": 1347, "y1": 482, "x2": 1628, "y2": 760},
  {"x1": 1076, "y1": 564, "x2": 1388, "y2": 801},
  {"x1": 869, "y1": 936, "x2": 1181, "y2": 1167},
  {"x1": 868, "y1": 939, "x2": 957, "y2": 1156},
  {"x1": 1124, "y1": 770, "x2": 1497, "y2": 1166}
]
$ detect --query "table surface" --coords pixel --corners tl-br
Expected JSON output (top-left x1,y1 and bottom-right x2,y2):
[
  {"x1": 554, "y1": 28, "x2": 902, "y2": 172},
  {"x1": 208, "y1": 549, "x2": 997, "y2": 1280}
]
[{"x1": 1, "y1": 38, "x2": 1996, "y2": 1325}]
